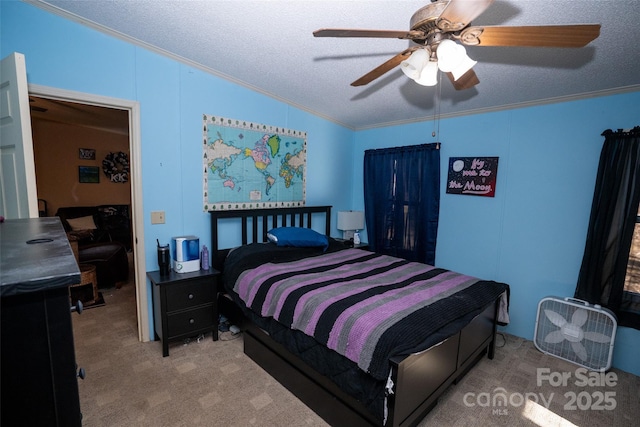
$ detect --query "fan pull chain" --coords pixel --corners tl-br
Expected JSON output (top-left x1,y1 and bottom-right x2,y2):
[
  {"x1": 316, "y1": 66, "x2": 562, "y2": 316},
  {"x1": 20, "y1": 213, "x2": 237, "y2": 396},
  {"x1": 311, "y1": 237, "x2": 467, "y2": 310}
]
[{"x1": 432, "y1": 71, "x2": 442, "y2": 139}]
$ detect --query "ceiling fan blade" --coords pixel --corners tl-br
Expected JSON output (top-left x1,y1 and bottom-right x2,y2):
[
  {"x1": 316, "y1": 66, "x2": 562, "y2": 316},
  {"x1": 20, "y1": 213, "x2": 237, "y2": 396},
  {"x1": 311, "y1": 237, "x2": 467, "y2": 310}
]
[
  {"x1": 446, "y1": 69, "x2": 480, "y2": 90},
  {"x1": 313, "y1": 28, "x2": 424, "y2": 40},
  {"x1": 351, "y1": 48, "x2": 417, "y2": 87},
  {"x1": 460, "y1": 24, "x2": 601, "y2": 47},
  {"x1": 437, "y1": 0, "x2": 495, "y2": 31}
]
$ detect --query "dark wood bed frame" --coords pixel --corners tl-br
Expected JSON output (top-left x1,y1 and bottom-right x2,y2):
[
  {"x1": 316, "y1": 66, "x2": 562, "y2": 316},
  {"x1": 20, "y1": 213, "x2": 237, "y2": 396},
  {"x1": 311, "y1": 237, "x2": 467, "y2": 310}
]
[{"x1": 210, "y1": 206, "x2": 500, "y2": 427}]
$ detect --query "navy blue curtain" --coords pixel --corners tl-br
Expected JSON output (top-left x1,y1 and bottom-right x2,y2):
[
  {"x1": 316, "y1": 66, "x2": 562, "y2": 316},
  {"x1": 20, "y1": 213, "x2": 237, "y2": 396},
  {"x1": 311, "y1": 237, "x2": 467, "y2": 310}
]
[
  {"x1": 575, "y1": 127, "x2": 640, "y2": 329},
  {"x1": 363, "y1": 143, "x2": 440, "y2": 265}
]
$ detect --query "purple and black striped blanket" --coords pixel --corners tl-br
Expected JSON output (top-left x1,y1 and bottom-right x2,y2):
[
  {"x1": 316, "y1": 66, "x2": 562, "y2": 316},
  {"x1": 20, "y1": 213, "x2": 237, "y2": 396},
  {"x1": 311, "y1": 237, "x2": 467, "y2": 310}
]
[{"x1": 232, "y1": 246, "x2": 509, "y2": 380}]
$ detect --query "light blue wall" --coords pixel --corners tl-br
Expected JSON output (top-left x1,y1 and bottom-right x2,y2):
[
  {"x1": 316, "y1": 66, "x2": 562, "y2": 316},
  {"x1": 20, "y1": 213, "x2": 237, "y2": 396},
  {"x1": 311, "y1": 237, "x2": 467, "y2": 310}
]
[
  {"x1": 353, "y1": 92, "x2": 640, "y2": 376},
  {"x1": 1, "y1": 0, "x2": 353, "y2": 337},
  {"x1": 2, "y1": 1, "x2": 638, "y2": 376}
]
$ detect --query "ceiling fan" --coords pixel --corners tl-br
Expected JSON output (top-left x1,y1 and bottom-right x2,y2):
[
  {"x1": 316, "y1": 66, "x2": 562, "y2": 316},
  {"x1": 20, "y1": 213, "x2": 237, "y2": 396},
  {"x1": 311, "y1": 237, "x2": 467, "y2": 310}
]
[{"x1": 313, "y1": 0, "x2": 600, "y2": 90}]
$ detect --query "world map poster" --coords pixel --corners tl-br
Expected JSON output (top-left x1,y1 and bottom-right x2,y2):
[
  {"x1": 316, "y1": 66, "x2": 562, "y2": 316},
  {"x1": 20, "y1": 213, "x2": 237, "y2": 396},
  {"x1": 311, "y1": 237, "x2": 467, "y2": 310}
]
[{"x1": 203, "y1": 115, "x2": 306, "y2": 211}]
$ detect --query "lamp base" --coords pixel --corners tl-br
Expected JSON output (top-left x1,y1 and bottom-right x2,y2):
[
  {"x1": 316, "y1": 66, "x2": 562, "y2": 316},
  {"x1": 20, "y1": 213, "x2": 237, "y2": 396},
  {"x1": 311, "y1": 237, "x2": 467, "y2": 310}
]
[{"x1": 342, "y1": 230, "x2": 355, "y2": 240}]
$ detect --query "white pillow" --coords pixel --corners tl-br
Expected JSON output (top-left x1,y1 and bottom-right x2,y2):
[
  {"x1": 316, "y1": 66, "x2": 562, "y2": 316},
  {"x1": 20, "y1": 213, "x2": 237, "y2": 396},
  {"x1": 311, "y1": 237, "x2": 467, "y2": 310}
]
[{"x1": 67, "y1": 215, "x2": 97, "y2": 231}]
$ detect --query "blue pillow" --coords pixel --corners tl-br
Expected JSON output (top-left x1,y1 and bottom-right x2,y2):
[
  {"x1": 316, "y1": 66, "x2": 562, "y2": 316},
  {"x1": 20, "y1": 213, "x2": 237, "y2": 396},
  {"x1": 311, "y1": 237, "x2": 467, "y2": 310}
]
[{"x1": 267, "y1": 227, "x2": 329, "y2": 251}]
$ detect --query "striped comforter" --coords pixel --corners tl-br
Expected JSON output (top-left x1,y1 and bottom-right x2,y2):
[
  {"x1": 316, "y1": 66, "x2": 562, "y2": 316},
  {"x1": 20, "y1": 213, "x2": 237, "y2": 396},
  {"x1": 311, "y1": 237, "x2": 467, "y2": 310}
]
[{"x1": 232, "y1": 246, "x2": 509, "y2": 380}]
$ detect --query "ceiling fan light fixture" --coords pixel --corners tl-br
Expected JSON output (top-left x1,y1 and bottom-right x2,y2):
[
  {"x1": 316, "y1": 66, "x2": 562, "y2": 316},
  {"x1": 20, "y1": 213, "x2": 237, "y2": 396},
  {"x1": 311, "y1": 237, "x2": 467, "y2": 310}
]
[
  {"x1": 450, "y1": 55, "x2": 477, "y2": 81},
  {"x1": 400, "y1": 48, "x2": 430, "y2": 80},
  {"x1": 436, "y1": 39, "x2": 468, "y2": 73},
  {"x1": 414, "y1": 60, "x2": 439, "y2": 86},
  {"x1": 315, "y1": 1, "x2": 601, "y2": 90}
]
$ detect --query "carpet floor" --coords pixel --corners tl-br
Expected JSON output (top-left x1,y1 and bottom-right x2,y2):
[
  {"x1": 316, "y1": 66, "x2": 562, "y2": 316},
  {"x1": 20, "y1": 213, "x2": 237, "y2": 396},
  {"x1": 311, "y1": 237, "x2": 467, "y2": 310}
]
[{"x1": 72, "y1": 276, "x2": 639, "y2": 426}]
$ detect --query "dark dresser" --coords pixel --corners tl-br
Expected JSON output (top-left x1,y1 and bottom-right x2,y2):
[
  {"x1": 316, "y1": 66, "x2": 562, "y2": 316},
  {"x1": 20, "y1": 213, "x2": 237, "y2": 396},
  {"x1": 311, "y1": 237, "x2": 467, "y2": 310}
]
[{"x1": 1, "y1": 218, "x2": 83, "y2": 427}]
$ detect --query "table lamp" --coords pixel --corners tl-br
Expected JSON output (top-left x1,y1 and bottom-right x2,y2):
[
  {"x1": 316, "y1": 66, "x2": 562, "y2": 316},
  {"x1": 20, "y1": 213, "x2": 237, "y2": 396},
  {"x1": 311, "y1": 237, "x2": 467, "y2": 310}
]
[{"x1": 337, "y1": 211, "x2": 364, "y2": 241}]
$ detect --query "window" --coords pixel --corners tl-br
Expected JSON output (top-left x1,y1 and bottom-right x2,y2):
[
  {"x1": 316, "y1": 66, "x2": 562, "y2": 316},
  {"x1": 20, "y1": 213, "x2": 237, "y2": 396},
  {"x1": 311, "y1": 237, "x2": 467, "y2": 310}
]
[
  {"x1": 621, "y1": 202, "x2": 640, "y2": 320},
  {"x1": 363, "y1": 143, "x2": 440, "y2": 265},
  {"x1": 623, "y1": 204, "x2": 640, "y2": 296},
  {"x1": 382, "y1": 160, "x2": 417, "y2": 250}
]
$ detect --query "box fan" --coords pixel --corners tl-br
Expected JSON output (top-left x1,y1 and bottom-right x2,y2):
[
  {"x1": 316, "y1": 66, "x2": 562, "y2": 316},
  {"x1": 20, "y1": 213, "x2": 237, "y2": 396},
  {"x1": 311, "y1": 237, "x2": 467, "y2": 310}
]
[{"x1": 534, "y1": 297, "x2": 617, "y2": 371}]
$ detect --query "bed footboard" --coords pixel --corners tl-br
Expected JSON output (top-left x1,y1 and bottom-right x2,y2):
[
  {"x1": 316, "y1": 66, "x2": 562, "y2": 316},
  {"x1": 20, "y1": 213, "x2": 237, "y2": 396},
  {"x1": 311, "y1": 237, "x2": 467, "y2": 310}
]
[{"x1": 387, "y1": 300, "x2": 498, "y2": 427}]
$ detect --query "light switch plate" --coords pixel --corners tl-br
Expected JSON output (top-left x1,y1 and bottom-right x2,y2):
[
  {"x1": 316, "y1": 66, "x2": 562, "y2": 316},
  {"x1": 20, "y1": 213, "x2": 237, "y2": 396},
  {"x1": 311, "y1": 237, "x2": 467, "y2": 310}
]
[{"x1": 151, "y1": 211, "x2": 165, "y2": 224}]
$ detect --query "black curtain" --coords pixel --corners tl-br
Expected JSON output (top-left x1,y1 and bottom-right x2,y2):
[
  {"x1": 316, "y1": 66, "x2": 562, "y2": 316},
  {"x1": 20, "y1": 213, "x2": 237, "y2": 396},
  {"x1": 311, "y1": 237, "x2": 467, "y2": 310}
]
[
  {"x1": 575, "y1": 127, "x2": 640, "y2": 329},
  {"x1": 363, "y1": 143, "x2": 440, "y2": 265}
]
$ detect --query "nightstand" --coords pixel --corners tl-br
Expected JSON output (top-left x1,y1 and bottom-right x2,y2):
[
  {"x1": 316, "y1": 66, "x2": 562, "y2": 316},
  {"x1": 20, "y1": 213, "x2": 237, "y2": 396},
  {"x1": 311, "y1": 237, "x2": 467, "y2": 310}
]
[
  {"x1": 334, "y1": 238, "x2": 369, "y2": 251},
  {"x1": 147, "y1": 269, "x2": 219, "y2": 357}
]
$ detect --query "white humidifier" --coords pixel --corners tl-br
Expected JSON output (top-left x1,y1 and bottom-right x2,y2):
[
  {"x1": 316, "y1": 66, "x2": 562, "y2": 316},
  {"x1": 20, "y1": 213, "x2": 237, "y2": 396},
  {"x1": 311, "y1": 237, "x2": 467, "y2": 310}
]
[{"x1": 171, "y1": 235, "x2": 200, "y2": 273}]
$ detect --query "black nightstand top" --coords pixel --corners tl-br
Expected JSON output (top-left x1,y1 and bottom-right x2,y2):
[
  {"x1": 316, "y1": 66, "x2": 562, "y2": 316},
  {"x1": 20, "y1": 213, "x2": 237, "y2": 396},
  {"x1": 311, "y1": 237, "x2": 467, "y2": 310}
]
[
  {"x1": 334, "y1": 238, "x2": 369, "y2": 250},
  {"x1": 147, "y1": 268, "x2": 220, "y2": 286}
]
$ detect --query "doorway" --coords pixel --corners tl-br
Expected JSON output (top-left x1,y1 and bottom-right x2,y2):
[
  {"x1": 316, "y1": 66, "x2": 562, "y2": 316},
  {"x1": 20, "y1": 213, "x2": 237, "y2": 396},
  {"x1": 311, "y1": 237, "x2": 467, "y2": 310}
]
[{"x1": 28, "y1": 84, "x2": 150, "y2": 342}]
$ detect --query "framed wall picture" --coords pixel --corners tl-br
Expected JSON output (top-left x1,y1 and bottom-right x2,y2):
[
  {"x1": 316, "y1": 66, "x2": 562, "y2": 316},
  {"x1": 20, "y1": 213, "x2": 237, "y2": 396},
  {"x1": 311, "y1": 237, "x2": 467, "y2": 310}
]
[
  {"x1": 446, "y1": 157, "x2": 499, "y2": 197},
  {"x1": 79, "y1": 148, "x2": 96, "y2": 160},
  {"x1": 79, "y1": 166, "x2": 100, "y2": 183},
  {"x1": 202, "y1": 115, "x2": 307, "y2": 211}
]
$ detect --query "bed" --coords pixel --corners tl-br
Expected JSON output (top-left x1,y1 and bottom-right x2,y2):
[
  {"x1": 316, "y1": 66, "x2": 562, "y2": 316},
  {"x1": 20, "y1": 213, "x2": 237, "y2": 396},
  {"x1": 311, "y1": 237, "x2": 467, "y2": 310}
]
[{"x1": 210, "y1": 206, "x2": 509, "y2": 427}]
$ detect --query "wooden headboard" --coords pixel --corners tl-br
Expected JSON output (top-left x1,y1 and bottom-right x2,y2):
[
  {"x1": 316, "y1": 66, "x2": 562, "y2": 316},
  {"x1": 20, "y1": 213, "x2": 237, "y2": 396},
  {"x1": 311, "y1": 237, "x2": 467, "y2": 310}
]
[{"x1": 209, "y1": 206, "x2": 332, "y2": 271}]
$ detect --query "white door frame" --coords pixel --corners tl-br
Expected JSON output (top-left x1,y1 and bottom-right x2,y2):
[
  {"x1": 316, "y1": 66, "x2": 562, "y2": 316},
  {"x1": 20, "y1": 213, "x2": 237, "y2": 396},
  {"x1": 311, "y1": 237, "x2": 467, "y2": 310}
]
[{"x1": 29, "y1": 84, "x2": 150, "y2": 342}]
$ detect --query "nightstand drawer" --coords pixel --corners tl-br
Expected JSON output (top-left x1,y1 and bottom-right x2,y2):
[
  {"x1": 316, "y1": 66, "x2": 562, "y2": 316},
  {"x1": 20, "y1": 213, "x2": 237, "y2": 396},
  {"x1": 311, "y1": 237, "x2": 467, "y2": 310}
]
[
  {"x1": 165, "y1": 279, "x2": 215, "y2": 312},
  {"x1": 167, "y1": 305, "x2": 215, "y2": 337}
]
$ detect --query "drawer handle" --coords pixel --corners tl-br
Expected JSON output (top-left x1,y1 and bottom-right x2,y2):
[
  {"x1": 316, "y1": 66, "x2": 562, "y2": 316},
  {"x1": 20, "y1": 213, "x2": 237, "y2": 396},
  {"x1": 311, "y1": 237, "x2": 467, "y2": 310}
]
[
  {"x1": 188, "y1": 293, "x2": 194, "y2": 300},
  {"x1": 70, "y1": 300, "x2": 83, "y2": 314},
  {"x1": 189, "y1": 318, "x2": 195, "y2": 324}
]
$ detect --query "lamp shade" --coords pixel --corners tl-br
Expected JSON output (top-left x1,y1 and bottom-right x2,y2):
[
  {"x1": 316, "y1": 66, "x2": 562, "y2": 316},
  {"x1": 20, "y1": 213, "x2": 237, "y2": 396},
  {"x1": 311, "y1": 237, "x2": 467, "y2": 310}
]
[
  {"x1": 414, "y1": 60, "x2": 439, "y2": 86},
  {"x1": 436, "y1": 39, "x2": 467, "y2": 73},
  {"x1": 400, "y1": 49, "x2": 429, "y2": 80},
  {"x1": 337, "y1": 211, "x2": 364, "y2": 231},
  {"x1": 450, "y1": 55, "x2": 477, "y2": 81}
]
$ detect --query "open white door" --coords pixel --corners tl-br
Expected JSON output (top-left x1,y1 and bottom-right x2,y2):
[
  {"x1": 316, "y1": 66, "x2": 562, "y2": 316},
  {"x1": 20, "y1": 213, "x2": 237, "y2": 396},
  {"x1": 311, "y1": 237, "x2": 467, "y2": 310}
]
[{"x1": 0, "y1": 52, "x2": 38, "y2": 219}]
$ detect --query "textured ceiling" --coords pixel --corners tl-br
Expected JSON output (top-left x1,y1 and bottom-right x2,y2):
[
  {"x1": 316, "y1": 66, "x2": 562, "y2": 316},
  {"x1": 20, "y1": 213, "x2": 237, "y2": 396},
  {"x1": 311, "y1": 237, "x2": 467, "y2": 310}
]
[{"x1": 34, "y1": 0, "x2": 640, "y2": 130}]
